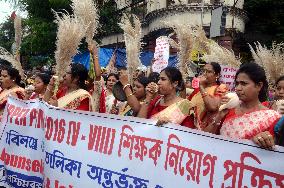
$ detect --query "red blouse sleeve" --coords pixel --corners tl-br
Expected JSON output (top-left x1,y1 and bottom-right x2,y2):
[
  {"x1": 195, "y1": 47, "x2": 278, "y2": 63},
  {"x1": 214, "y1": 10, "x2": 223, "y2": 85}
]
[
  {"x1": 75, "y1": 98, "x2": 90, "y2": 111},
  {"x1": 56, "y1": 88, "x2": 67, "y2": 99},
  {"x1": 15, "y1": 91, "x2": 25, "y2": 100},
  {"x1": 181, "y1": 115, "x2": 195, "y2": 129},
  {"x1": 147, "y1": 96, "x2": 161, "y2": 118}
]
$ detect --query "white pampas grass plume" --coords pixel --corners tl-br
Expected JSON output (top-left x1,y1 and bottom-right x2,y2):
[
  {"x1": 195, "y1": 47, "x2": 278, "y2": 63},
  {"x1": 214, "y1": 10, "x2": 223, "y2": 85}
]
[
  {"x1": 14, "y1": 15, "x2": 22, "y2": 52},
  {"x1": 119, "y1": 14, "x2": 142, "y2": 86},
  {"x1": 167, "y1": 37, "x2": 179, "y2": 50},
  {"x1": 249, "y1": 42, "x2": 284, "y2": 84},
  {"x1": 54, "y1": 11, "x2": 86, "y2": 80},
  {"x1": 193, "y1": 25, "x2": 210, "y2": 53},
  {"x1": 106, "y1": 49, "x2": 118, "y2": 74},
  {"x1": 0, "y1": 47, "x2": 24, "y2": 79},
  {"x1": 219, "y1": 92, "x2": 240, "y2": 111},
  {"x1": 165, "y1": 21, "x2": 195, "y2": 78},
  {"x1": 71, "y1": 0, "x2": 99, "y2": 45},
  {"x1": 202, "y1": 41, "x2": 241, "y2": 68}
]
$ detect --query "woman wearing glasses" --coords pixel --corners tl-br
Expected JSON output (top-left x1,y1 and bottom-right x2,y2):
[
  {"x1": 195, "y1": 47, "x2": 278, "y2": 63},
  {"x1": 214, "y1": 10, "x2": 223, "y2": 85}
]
[
  {"x1": 188, "y1": 62, "x2": 228, "y2": 131},
  {"x1": 44, "y1": 63, "x2": 94, "y2": 111}
]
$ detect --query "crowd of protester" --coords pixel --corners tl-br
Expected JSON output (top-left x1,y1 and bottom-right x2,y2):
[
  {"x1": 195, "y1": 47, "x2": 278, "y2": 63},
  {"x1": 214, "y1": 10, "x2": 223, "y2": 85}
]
[{"x1": 1, "y1": 46, "x2": 284, "y2": 150}]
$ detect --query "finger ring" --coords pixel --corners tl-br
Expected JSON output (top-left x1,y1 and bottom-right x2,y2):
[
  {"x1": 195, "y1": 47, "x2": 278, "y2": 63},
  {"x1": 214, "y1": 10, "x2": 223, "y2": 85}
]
[
  {"x1": 267, "y1": 134, "x2": 272, "y2": 137},
  {"x1": 257, "y1": 136, "x2": 262, "y2": 140}
]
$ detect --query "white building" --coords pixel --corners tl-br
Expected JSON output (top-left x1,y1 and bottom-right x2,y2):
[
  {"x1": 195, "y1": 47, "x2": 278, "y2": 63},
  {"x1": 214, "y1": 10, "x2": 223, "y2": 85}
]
[{"x1": 101, "y1": 0, "x2": 247, "y2": 50}]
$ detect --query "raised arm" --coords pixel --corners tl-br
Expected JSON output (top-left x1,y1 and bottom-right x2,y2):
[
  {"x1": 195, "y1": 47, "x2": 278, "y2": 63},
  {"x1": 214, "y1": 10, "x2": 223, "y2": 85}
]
[
  {"x1": 88, "y1": 42, "x2": 101, "y2": 81},
  {"x1": 120, "y1": 73, "x2": 141, "y2": 113}
]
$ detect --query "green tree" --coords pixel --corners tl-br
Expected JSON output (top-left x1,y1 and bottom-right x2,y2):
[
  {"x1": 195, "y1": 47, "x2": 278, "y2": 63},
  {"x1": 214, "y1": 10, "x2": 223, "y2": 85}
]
[
  {"x1": 1, "y1": 0, "x2": 73, "y2": 68},
  {"x1": 97, "y1": 0, "x2": 122, "y2": 37},
  {"x1": 244, "y1": 0, "x2": 284, "y2": 45},
  {"x1": 0, "y1": 18, "x2": 14, "y2": 51}
]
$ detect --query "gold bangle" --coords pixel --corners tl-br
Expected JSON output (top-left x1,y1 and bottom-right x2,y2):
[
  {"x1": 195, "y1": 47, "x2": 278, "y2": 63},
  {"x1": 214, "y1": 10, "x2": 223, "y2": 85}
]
[
  {"x1": 201, "y1": 92, "x2": 208, "y2": 98},
  {"x1": 144, "y1": 100, "x2": 150, "y2": 105},
  {"x1": 123, "y1": 84, "x2": 131, "y2": 91},
  {"x1": 46, "y1": 87, "x2": 53, "y2": 93},
  {"x1": 126, "y1": 93, "x2": 133, "y2": 98}
]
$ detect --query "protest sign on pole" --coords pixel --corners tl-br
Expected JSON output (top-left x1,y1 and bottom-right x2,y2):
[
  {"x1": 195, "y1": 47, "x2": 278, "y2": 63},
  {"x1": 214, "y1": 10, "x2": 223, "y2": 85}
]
[
  {"x1": 220, "y1": 65, "x2": 238, "y2": 90},
  {"x1": 0, "y1": 97, "x2": 284, "y2": 188},
  {"x1": 152, "y1": 36, "x2": 170, "y2": 73}
]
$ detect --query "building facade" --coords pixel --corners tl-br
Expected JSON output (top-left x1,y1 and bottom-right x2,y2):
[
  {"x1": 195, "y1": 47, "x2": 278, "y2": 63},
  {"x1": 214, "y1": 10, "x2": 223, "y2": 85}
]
[{"x1": 101, "y1": 0, "x2": 247, "y2": 51}]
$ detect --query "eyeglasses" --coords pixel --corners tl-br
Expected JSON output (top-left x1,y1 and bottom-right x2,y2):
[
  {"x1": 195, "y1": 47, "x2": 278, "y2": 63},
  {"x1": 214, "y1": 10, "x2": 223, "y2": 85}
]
[{"x1": 199, "y1": 69, "x2": 215, "y2": 75}]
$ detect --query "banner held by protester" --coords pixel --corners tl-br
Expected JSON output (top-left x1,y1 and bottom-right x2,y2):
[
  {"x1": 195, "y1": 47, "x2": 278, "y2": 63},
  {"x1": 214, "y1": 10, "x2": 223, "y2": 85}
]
[{"x1": 0, "y1": 97, "x2": 283, "y2": 188}]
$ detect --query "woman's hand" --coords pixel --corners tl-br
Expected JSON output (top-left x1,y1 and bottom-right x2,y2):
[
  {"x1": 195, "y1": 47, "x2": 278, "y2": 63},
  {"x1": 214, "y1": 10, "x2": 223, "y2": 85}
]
[
  {"x1": 24, "y1": 87, "x2": 34, "y2": 99},
  {"x1": 156, "y1": 116, "x2": 171, "y2": 127},
  {"x1": 47, "y1": 77, "x2": 57, "y2": 91},
  {"x1": 110, "y1": 104, "x2": 119, "y2": 115},
  {"x1": 49, "y1": 96, "x2": 58, "y2": 107},
  {"x1": 119, "y1": 73, "x2": 129, "y2": 87},
  {"x1": 88, "y1": 42, "x2": 98, "y2": 55},
  {"x1": 220, "y1": 95, "x2": 230, "y2": 106},
  {"x1": 252, "y1": 131, "x2": 275, "y2": 149},
  {"x1": 146, "y1": 82, "x2": 158, "y2": 98},
  {"x1": 217, "y1": 108, "x2": 229, "y2": 120}
]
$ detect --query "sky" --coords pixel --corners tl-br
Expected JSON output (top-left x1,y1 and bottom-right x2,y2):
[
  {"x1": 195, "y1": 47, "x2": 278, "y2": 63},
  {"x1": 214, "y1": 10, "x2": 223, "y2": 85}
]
[{"x1": 0, "y1": 1, "x2": 27, "y2": 24}]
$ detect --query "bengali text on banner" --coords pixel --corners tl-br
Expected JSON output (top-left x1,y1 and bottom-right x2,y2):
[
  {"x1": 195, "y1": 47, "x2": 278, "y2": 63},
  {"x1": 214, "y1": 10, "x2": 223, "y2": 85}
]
[{"x1": 0, "y1": 97, "x2": 284, "y2": 188}]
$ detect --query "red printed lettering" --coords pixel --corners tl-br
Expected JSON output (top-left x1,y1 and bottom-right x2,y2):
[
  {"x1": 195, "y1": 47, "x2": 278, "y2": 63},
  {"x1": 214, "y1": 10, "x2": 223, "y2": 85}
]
[
  {"x1": 45, "y1": 117, "x2": 54, "y2": 140},
  {"x1": 29, "y1": 108, "x2": 38, "y2": 127},
  {"x1": 88, "y1": 124, "x2": 116, "y2": 155},
  {"x1": 45, "y1": 177, "x2": 73, "y2": 188},
  {"x1": 67, "y1": 121, "x2": 81, "y2": 146},
  {"x1": 0, "y1": 148, "x2": 43, "y2": 174},
  {"x1": 36, "y1": 109, "x2": 45, "y2": 129},
  {"x1": 45, "y1": 118, "x2": 80, "y2": 146}
]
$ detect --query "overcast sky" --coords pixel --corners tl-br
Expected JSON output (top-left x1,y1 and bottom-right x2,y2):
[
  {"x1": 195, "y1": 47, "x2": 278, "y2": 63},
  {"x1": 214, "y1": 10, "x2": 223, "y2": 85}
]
[{"x1": 0, "y1": 1, "x2": 27, "y2": 24}]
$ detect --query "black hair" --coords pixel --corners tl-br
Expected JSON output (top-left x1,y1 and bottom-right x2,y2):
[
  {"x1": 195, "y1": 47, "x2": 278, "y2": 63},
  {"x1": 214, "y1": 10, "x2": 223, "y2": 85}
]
[
  {"x1": 277, "y1": 123, "x2": 284, "y2": 146},
  {"x1": 276, "y1": 76, "x2": 284, "y2": 86},
  {"x1": 236, "y1": 62, "x2": 268, "y2": 102},
  {"x1": 36, "y1": 72, "x2": 51, "y2": 85},
  {"x1": 148, "y1": 72, "x2": 160, "y2": 84},
  {"x1": 70, "y1": 63, "x2": 88, "y2": 90},
  {"x1": 106, "y1": 73, "x2": 119, "y2": 85},
  {"x1": 161, "y1": 67, "x2": 185, "y2": 92},
  {"x1": 2, "y1": 66, "x2": 22, "y2": 86},
  {"x1": 185, "y1": 76, "x2": 193, "y2": 82},
  {"x1": 209, "y1": 62, "x2": 222, "y2": 84},
  {"x1": 136, "y1": 76, "x2": 149, "y2": 88}
]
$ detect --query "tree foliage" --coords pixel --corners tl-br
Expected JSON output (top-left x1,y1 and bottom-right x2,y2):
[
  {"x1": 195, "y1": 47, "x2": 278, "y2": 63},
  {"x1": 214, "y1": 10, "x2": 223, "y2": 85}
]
[
  {"x1": 1, "y1": 0, "x2": 283, "y2": 68},
  {"x1": 244, "y1": 0, "x2": 284, "y2": 45},
  {"x1": 97, "y1": 0, "x2": 122, "y2": 37},
  {"x1": 0, "y1": 18, "x2": 14, "y2": 51}
]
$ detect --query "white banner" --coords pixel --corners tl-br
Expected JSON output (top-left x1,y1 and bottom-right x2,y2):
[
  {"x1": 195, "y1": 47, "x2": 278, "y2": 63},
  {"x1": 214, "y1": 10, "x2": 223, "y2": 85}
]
[
  {"x1": 152, "y1": 36, "x2": 169, "y2": 73},
  {"x1": 220, "y1": 65, "x2": 238, "y2": 90},
  {"x1": 0, "y1": 97, "x2": 284, "y2": 188}
]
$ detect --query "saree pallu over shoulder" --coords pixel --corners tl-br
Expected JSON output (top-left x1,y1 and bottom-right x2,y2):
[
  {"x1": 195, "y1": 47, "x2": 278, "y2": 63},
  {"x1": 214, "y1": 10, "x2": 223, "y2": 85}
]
[
  {"x1": 0, "y1": 87, "x2": 25, "y2": 116},
  {"x1": 0, "y1": 87, "x2": 25, "y2": 104},
  {"x1": 57, "y1": 89, "x2": 94, "y2": 111},
  {"x1": 220, "y1": 109, "x2": 281, "y2": 139},
  {"x1": 150, "y1": 99, "x2": 193, "y2": 125},
  {"x1": 189, "y1": 84, "x2": 228, "y2": 130}
]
